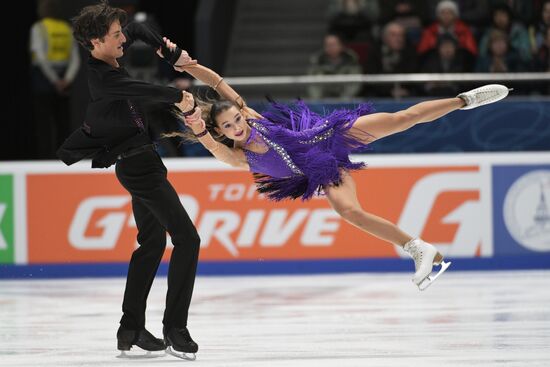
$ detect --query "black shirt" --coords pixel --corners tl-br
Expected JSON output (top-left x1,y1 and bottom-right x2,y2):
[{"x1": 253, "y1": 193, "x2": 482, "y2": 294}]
[{"x1": 57, "y1": 21, "x2": 183, "y2": 168}]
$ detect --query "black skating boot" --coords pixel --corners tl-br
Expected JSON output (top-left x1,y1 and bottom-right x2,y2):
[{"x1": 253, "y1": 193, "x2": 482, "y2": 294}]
[
  {"x1": 163, "y1": 326, "x2": 198, "y2": 360},
  {"x1": 117, "y1": 326, "x2": 166, "y2": 358}
]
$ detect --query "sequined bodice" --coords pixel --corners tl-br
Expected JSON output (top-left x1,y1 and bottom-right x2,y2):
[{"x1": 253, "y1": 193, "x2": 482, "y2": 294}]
[{"x1": 243, "y1": 123, "x2": 302, "y2": 178}]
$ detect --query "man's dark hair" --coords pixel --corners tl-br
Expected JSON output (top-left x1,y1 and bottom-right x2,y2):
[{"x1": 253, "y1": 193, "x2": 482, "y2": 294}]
[{"x1": 72, "y1": 0, "x2": 127, "y2": 51}]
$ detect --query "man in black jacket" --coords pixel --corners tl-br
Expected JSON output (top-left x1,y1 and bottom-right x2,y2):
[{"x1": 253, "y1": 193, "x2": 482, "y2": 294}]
[{"x1": 58, "y1": 1, "x2": 199, "y2": 359}]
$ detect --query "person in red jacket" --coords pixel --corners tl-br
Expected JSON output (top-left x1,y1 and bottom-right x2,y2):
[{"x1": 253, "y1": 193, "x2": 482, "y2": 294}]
[{"x1": 417, "y1": 0, "x2": 477, "y2": 69}]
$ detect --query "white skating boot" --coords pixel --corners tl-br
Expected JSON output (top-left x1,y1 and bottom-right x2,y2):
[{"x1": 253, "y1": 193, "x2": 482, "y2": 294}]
[
  {"x1": 457, "y1": 84, "x2": 511, "y2": 110},
  {"x1": 403, "y1": 238, "x2": 451, "y2": 291}
]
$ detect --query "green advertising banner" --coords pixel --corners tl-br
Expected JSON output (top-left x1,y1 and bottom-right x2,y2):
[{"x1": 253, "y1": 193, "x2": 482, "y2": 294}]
[{"x1": 0, "y1": 175, "x2": 14, "y2": 264}]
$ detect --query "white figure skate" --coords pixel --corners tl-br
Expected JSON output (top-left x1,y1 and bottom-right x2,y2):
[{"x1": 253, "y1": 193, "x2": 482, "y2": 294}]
[
  {"x1": 457, "y1": 84, "x2": 511, "y2": 110},
  {"x1": 404, "y1": 238, "x2": 451, "y2": 291}
]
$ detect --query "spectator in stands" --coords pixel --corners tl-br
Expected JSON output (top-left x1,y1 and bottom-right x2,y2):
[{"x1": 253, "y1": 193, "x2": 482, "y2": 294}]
[
  {"x1": 421, "y1": 34, "x2": 468, "y2": 96},
  {"x1": 417, "y1": 0, "x2": 477, "y2": 70},
  {"x1": 489, "y1": 0, "x2": 534, "y2": 26},
  {"x1": 533, "y1": 27, "x2": 550, "y2": 95},
  {"x1": 475, "y1": 29, "x2": 524, "y2": 72},
  {"x1": 529, "y1": 0, "x2": 550, "y2": 56},
  {"x1": 379, "y1": 0, "x2": 427, "y2": 44},
  {"x1": 328, "y1": 0, "x2": 374, "y2": 42},
  {"x1": 307, "y1": 33, "x2": 362, "y2": 99},
  {"x1": 365, "y1": 22, "x2": 417, "y2": 98},
  {"x1": 427, "y1": 0, "x2": 491, "y2": 31},
  {"x1": 30, "y1": 0, "x2": 80, "y2": 159},
  {"x1": 479, "y1": 4, "x2": 532, "y2": 65},
  {"x1": 534, "y1": 27, "x2": 550, "y2": 71}
]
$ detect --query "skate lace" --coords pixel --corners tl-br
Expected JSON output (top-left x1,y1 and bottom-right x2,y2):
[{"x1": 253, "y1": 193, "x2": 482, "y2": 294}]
[
  {"x1": 474, "y1": 87, "x2": 499, "y2": 103},
  {"x1": 407, "y1": 244, "x2": 423, "y2": 268}
]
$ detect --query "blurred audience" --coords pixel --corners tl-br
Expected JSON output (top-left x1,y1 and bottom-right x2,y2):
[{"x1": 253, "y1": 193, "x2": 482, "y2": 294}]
[
  {"x1": 489, "y1": 0, "x2": 534, "y2": 26},
  {"x1": 476, "y1": 29, "x2": 524, "y2": 72},
  {"x1": 417, "y1": 0, "x2": 478, "y2": 70},
  {"x1": 478, "y1": 4, "x2": 531, "y2": 67},
  {"x1": 307, "y1": 33, "x2": 362, "y2": 99},
  {"x1": 379, "y1": 0, "x2": 427, "y2": 44},
  {"x1": 528, "y1": 0, "x2": 550, "y2": 56},
  {"x1": 30, "y1": 0, "x2": 80, "y2": 159},
  {"x1": 365, "y1": 22, "x2": 418, "y2": 98},
  {"x1": 328, "y1": 0, "x2": 375, "y2": 42},
  {"x1": 427, "y1": 0, "x2": 491, "y2": 31},
  {"x1": 421, "y1": 34, "x2": 468, "y2": 95}
]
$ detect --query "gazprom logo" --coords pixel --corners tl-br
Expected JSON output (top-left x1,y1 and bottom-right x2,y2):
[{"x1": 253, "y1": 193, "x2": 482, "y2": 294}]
[{"x1": 503, "y1": 170, "x2": 550, "y2": 252}]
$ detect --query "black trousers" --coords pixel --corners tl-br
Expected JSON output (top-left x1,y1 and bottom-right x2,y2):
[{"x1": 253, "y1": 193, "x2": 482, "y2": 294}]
[{"x1": 115, "y1": 149, "x2": 200, "y2": 331}]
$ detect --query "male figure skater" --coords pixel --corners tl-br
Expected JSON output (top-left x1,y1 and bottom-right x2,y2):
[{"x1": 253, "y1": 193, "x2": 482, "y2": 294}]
[{"x1": 58, "y1": 1, "x2": 199, "y2": 360}]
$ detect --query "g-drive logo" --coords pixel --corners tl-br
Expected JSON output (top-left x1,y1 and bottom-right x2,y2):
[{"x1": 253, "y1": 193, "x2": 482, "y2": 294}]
[
  {"x1": 68, "y1": 171, "x2": 482, "y2": 257},
  {"x1": 397, "y1": 171, "x2": 482, "y2": 258},
  {"x1": 68, "y1": 192, "x2": 340, "y2": 257}
]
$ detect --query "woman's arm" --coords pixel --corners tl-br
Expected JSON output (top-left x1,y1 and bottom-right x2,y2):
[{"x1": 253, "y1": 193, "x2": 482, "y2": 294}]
[
  {"x1": 184, "y1": 107, "x2": 249, "y2": 169},
  {"x1": 176, "y1": 64, "x2": 263, "y2": 119}
]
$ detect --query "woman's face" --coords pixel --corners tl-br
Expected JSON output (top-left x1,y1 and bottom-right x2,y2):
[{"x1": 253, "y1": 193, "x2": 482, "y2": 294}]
[{"x1": 215, "y1": 106, "x2": 250, "y2": 142}]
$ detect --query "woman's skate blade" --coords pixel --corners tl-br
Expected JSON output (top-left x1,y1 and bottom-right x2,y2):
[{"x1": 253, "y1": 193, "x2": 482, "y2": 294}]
[
  {"x1": 166, "y1": 346, "x2": 197, "y2": 361},
  {"x1": 417, "y1": 261, "x2": 452, "y2": 291},
  {"x1": 116, "y1": 350, "x2": 166, "y2": 359}
]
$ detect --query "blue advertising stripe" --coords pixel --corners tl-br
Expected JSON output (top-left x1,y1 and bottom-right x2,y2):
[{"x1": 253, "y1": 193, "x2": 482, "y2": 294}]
[{"x1": 1, "y1": 255, "x2": 549, "y2": 279}]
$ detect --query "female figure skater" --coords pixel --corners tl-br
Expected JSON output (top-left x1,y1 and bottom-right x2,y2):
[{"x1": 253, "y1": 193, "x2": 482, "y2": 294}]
[{"x1": 164, "y1": 42, "x2": 509, "y2": 290}]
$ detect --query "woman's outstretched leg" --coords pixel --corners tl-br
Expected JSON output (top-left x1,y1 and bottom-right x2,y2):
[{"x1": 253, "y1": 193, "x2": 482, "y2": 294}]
[
  {"x1": 349, "y1": 97, "x2": 465, "y2": 144},
  {"x1": 349, "y1": 84, "x2": 511, "y2": 144},
  {"x1": 324, "y1": 172, "x2": 448, "y2": 289},
  {"x1": 324, "y1": 171, "x2": 413, "y2": 246}
]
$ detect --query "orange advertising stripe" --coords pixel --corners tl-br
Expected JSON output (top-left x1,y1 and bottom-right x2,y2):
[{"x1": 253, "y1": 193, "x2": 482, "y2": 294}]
[{"x1": 26, "y1": 166, "x2": 479, "y2": 263}]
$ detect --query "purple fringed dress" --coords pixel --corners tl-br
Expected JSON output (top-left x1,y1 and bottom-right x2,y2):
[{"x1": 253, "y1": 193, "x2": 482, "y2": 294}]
[{"x1": 243, "y1": 101, "x2": 375, "y2": 201}]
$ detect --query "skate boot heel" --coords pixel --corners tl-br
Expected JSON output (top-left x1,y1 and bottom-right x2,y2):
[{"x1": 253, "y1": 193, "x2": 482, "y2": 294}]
[
  {"x1": 117, "y1": 340, "x2": 131, "y2": 351},
  {"x1": 433, "y1": 252, "x2": 444, "y2": 266},
  {"x1": 404, "y1": 238, "x2": 451, "y2": 291}
]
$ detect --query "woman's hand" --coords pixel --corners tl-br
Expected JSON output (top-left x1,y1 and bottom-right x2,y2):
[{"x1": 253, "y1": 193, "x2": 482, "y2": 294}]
[{"x1": 184, "y1": 107, "x2": 206, "y2": 131}]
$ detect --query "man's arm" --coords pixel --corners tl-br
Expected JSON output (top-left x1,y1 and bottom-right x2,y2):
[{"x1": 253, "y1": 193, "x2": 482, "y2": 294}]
[
  {"x1": 123, "y1": 21, "x2": 184, "y2": 66},
  {"x1": 100, "y1": 68, "x2": 183, "y2": 102}
]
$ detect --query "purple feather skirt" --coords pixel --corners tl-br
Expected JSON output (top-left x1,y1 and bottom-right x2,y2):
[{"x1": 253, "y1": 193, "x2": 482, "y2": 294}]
[{"x1": 244, "y1": 100, "x2": 375, "y2": 201}]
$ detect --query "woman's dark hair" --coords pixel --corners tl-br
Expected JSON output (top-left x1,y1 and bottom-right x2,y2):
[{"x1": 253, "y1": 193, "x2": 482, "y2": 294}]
[
  {"x1": 163, "y1": 97, "x2": 240, "y2": 143},
  {"x1": 72, "y1": 0, "x2": 127, "y2": 51}
]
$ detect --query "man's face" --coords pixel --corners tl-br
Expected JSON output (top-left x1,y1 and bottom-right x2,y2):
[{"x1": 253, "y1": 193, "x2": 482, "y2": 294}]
[{"x1": 92, "y1": 20, "x2": 126, "y2": 59}]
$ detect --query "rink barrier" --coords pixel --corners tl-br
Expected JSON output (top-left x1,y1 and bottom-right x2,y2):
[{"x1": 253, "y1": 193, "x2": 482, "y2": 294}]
[
  {"x1": 0, "y1": 152, "x2": 549, "y2": 278},
  {"x1": 2, "y1": 255, "x2": 550, "y2": 279}
]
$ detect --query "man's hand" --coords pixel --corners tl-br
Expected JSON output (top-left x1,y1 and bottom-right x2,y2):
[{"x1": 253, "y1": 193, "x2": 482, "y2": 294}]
[{"x1": 157, "y1": 37, "x2": 196, "y2": 67}]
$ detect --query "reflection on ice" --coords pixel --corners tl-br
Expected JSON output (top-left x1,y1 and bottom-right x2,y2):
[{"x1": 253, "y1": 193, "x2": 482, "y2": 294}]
[{"x1": 1, "y1": 271, "x2": 549, "y2": 366}]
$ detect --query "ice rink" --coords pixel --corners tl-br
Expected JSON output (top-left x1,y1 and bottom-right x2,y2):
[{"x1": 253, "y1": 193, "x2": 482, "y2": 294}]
[{"x1": 1, "y1": 270, "x2": 549, "y2": 367}]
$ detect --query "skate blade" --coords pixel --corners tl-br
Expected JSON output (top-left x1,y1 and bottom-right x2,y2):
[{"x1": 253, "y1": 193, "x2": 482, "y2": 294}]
[
  {"x1": 166, "y1": 346, "x2": 197, "y2": 361},
  {"x1": 117, "y1": 350, "x2": 166, "y2": 359},
  {"x1": 417, "y1": 260, "x2": 451, "y2": 291}
]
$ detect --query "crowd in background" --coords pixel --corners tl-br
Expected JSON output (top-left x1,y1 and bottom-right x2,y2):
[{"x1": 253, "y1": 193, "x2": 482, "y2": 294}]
[
  {"x1": 308, "y1": 0, "x2": 550, "y2": 99},
  {"x1": 26, "y1": 0, "x2": 549, "y2": 160}
]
